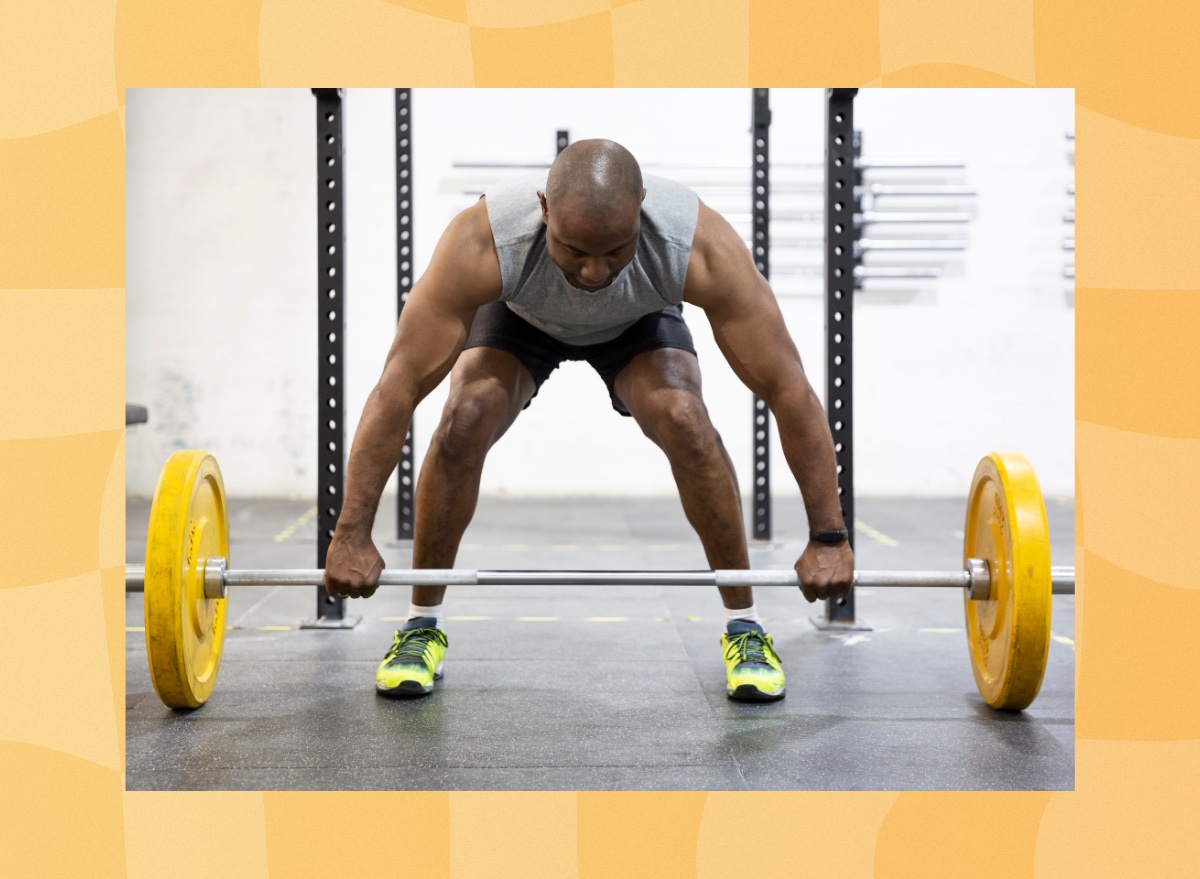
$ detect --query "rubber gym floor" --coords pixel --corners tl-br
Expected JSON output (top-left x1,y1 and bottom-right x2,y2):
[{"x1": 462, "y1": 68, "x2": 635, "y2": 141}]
[{"x1": 125, "y1": 495, "x2": 1075, "y2": 792}]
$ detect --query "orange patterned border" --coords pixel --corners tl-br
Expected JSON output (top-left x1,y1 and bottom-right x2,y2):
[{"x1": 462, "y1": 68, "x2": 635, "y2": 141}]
[{"x1": 3, "y1": 1, "x2": 1199, "y2": 875}]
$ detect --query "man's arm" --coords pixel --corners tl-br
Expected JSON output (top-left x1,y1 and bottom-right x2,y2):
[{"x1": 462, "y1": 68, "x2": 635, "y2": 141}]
[
  {"x1": 326, "y1": 199, "x2": 502, "y2": 598},
  {"x1": 684, "y1": 201, "x2": 853, "y2": 602}
]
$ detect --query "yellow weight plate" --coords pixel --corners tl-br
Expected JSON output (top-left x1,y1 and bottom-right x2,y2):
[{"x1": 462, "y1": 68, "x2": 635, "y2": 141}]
[
  {"x1": 144, "y1": 450, "x2": 229, "y2": 708},
  {"x1": 962, "y1": 453, "x2": 1052, "y2": 711}
]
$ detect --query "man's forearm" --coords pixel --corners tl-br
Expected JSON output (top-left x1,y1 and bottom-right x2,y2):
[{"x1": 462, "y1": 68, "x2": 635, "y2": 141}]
[
  {"x1": 769, "y1": 383, "x2": 846, "y2": 533},
  {"x1": 336, "y1": 382, "x2": 416, "y2": 534}
]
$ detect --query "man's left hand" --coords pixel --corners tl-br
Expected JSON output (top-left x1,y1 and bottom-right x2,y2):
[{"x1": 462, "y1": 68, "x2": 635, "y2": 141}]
[{"x1": 794, "y1": 541, "x2": 855, "y2": 603}]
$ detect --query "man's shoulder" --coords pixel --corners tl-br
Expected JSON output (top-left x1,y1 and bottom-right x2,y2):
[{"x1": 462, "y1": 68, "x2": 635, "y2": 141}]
[
  {"x1": 683, "y1": 202, "x2": 755, "y2": 305},
  {"x1": 429, "y1": 200, "x2": 503, "y2": 299},
  {"x1": 482, "y1": 174, "x2": 546, "y2": 247},
  {"x1": 643, "y1": 174, "x2": 700, "y2": 214},
  {"x1": 450, "y1": 199, "x2": 498, "y2": 252},
  {"x1": 640, "y1": 174, "x2": 701, "y2": 261}
]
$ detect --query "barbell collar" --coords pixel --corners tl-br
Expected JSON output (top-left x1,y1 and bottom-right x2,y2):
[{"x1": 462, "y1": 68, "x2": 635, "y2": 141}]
[
  {"x1": 204, "y1": 557, "x2": 228, "y2": 600},
  {"x1": 125, "y1": 562, "x2": 1075, "y2": 595},
  {"x1": 965, "y1": 558, "x2": 992, "y2": 600}
]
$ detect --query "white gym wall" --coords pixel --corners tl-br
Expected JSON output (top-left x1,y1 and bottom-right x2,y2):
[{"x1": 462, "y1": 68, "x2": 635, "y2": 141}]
[{"x1": 126, "y1": 88, "x2": 1074, "y2": 501}]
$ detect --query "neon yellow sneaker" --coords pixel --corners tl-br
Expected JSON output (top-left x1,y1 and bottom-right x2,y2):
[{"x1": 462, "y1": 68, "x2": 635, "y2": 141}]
[
  {"x1": 721, "y1": 620, "x2": 785, "y2": 701},
  {"x1": 375, "y1": 618, "x2": 447, "y2": 697}
]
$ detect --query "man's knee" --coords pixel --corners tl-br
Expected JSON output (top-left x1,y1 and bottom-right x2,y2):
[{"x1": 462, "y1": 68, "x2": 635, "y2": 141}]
[
  {"x1": 643, "y1": 392, "x2": 720, "y2": 468},
  {"x1": 434, "y1": 386, "x2": 511, "y2": 462}
]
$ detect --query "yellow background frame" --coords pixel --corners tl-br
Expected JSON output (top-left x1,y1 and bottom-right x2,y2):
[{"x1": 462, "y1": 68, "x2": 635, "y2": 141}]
[{"x1": 3, "y1": 1, "x2": 1199, "y2": 875}]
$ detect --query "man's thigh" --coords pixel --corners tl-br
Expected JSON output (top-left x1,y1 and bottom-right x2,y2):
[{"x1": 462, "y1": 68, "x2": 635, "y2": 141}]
[
  {"x1": 611, "y1": 347, "x2": 706, "y2": 424},
  {"x1": 588, "y1": 306, "x2": 698, "y2": 416},
  {"x1": 462, "y1": 300, "x2": 567, "y2": 411}
]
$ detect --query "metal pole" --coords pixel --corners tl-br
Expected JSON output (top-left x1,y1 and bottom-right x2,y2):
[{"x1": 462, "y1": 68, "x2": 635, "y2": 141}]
[
  {"x1": 311, "y1": 89, "x2": 349, "y2": 626},
  {"x1": 823, "y1": 88, "x2": 860, "y2": 628},
  {"x1": 395, "y1": 88, "x2": 416, "y2": 543},
  {"x1": 124, "y1": 563, "x2": 1077, "y2": 595},
  {"x1": 751, "y1": 88, "x2": 772, "y2": 543}
]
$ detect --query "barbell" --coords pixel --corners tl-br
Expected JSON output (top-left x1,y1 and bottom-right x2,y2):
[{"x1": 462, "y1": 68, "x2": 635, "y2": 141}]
[{"x1": 129, "y1": 450, "x2": 1074, "y2": 712}]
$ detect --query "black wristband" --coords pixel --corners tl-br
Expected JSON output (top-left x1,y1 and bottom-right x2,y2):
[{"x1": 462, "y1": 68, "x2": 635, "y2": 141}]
[{"x1": 809, "y1": 529, "x2": 850, "y2": 544}]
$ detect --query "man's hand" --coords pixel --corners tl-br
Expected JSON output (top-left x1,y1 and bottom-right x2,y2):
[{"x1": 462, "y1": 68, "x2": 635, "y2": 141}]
[
  {"x1": 794, "y1": 541, "x2": 855, "y2": 603},
  {"x1": 324, "y1": 527, "x2": 385, "y2": 599}
]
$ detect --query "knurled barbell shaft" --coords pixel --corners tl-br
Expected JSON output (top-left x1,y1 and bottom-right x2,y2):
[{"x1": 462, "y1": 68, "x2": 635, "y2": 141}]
[{"x1": 124, "y1": 563, "x2": 1075, "y2": 595}]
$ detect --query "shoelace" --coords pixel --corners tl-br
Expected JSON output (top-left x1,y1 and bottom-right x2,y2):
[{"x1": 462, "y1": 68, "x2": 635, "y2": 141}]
[
  {"x1": 386, "y1": 628, "x2": 446, "y2": 665},
  {"x1": 725, "y1": 631, "x2": 770, "y2": 665}
]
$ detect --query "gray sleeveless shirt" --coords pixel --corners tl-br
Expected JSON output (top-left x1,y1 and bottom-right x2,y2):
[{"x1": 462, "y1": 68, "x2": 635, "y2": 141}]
[{"x1": 483, "y1": 173, "x2": 700, "y2": 346}]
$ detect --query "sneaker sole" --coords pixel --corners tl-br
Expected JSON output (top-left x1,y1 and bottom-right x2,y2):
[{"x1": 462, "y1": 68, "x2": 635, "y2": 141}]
[
  {"x1": 728, "y1": 684, "x2": 785, "y2": 702},
  {"x1": 375, "y1": 670, "x2": 443, "y2": 698},
  {"x1": 376, "y1": 680, "x2": 432, "y2": 698}
]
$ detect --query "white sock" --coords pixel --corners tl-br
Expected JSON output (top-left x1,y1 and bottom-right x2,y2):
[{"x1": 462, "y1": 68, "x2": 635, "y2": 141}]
[
  {"x1": 407, "y1": 602, "x2": 444, "y2": 631},
  {"x1": 724, "y1": 604, "x2": 760, "y2": 627}
]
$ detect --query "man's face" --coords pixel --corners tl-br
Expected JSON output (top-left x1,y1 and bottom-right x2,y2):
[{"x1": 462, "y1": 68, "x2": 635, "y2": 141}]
[{"x1": 539, "y1": 190, "x2": 644, "y2": 292}]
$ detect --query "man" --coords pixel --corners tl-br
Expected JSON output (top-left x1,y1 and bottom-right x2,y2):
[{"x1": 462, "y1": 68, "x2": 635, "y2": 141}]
[{"x1": 325, "y1": 139, "x2": 854, "y2": 702}]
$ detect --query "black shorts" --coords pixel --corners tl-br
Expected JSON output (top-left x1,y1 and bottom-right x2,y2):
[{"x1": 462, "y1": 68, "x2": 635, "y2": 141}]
[{"x1": 463, "y1": 301, "x2": 697, "y2": 416}]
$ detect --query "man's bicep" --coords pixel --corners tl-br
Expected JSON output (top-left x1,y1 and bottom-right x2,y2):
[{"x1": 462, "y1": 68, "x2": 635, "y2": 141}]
[
  {"x1": 378, "y1": 204, "x2": 501, "y2": 399},
  {"x1": 686, "y1": 202, "x2": 809, "y2": 399},
  {"x1": 707, "y1": 283, "x2": 807, "y2": 401}
]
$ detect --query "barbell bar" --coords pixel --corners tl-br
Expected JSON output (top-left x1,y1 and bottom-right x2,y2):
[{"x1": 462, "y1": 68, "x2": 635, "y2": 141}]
[
  {"x1": 124, "y1": 562, "x2": 1075, "y2": 599},
  {"x1": 133, "y1": 449, "x2": 1071, "y2": 713},
  {"x1": 858, "y1": 211, "x2": 973, "y2": 226},
  {"x1": 856, "y1": 239, "x2": 968, "y2": 251},
  {"x1": 854, "y1": 267, "x2": 943, "y2": 280},
  {"x1": 868, "y1": 185, "x2": 977, "y2": 197}
]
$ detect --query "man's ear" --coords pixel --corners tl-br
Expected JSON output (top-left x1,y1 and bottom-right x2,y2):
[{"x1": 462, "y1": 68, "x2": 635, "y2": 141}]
[
  {"x1": 641, "y1": 187, "x2": 647, "y2": 203},
  {"x1": 537, "y1": 190, "x2": 549, "y2": 224}
]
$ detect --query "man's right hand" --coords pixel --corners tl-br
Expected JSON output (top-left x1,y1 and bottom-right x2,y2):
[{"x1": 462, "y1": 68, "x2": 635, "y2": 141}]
[{"x1": 324, "y1": 528, "x2": 385, "y2": 599}]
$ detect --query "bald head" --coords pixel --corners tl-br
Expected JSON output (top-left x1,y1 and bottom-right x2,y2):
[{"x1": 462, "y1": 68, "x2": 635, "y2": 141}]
[
  {"x1": 537, "y1": 140, "x2": 646, "y2": 292},
  {"x1": 544, "y1": 139, "x2": 644, "y2": 213}
]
